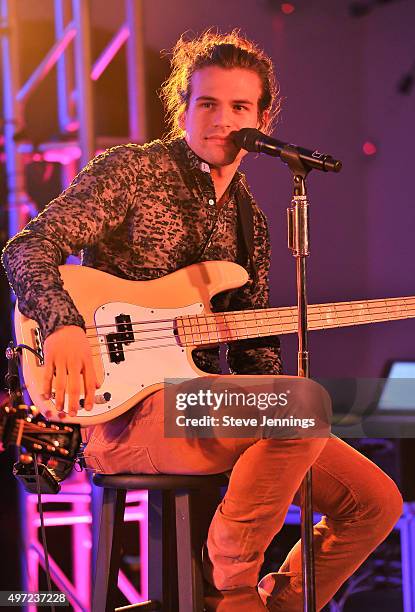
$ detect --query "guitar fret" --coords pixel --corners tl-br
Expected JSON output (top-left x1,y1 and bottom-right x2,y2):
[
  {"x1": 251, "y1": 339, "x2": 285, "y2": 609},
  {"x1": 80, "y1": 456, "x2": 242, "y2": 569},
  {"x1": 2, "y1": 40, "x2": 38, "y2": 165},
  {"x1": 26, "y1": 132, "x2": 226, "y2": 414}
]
[
  {"x1": 213, "y1": 314, "x2": 219, "y2": 342},
  {"x1": 223, "y1": 313, "x2": 230, "y2": 342},
  {"x1": 318, "y1": 304, "x2": 327, "y2": 329},
  {"x1": 405, "y1": 299, "x2": 411, "y2": 315},
  {"x1": 182, "y1": 316, "x2": 193, "y2": 346},
  {"x1": 266, "y1": 309, "x2": 272, "y2": 336},
  {"x1": 219, "y1": 312, "x2": 228, "y2": 342},
  {"x1": 286, "y1": 307, "x2": 293, "y2": 333},
  {"x1": 185, "y1": 316, "x2": 193, "y2": 345},
  {"x1": 274, "y1": 308, "x2": 281, "y2": 334},
  {"x1": 233, "y1": 313, "x2": 240, "y2": 340},
  {"x1": 379, "y1": 301, "x2": 388, "y2": 320},
  {"x1": 243, "y1": 314, "x2": 250, "y2": 338},
  {"x1": 276, "y1": 308, "x2": 283, "y2": 334},
  {"x1": 335, "y1": 302, "x2": 348, "y2": 328},
  {"x1": 258, "y1": 310, "x2": 262, "y2": 337},
  {"x1": 205, "y1": 315, "x2": 210, "y2": 344},
  {"x1": 387, "y1": 299, "x2": 401, "y2": 319},
  {"x1": 327, "y1": 304, "x2": 337, "y2": 328},
  {"x1": 383, "y1": 300, "x2": 391, "y2": 321},
  {"x1": 195, "y1": 315, "x2": 202, "y2": 344},
  {"x1": 201, "y1": 313, "x2": 212, "y2": 345},
  {"x1": 218, "y1": 313, "x2": 227, "y2": 342}
]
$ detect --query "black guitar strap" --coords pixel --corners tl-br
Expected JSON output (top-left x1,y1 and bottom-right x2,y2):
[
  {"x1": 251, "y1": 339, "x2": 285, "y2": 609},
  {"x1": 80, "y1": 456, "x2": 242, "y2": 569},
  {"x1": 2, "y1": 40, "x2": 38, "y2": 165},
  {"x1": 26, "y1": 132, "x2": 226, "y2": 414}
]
[{"x1": 236, "y1": 183, "x2": 258, "y2": 286}]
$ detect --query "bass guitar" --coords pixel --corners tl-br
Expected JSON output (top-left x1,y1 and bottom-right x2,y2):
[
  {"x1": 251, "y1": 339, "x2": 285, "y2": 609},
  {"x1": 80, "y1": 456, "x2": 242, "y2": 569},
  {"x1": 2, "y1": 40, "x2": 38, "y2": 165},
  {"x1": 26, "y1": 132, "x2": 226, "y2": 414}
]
[{"x1": 14, "y1": 261, "x2": 415, "y2": 426}]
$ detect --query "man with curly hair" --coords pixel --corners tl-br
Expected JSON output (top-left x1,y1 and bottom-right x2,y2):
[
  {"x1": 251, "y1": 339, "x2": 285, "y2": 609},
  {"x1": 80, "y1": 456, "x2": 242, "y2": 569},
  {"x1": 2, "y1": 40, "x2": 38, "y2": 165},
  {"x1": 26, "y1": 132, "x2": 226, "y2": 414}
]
[{"x1": 3, "y1": 30, "x2": 402, "y2": 611}]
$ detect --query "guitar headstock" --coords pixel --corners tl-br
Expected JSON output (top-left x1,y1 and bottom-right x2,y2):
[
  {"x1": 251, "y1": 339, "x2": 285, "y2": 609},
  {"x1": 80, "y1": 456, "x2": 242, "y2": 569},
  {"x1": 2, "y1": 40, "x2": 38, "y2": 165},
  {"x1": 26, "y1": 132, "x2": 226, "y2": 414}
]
[{"x1": 0, "y1": 398, "x2": 81, "y2": 462}]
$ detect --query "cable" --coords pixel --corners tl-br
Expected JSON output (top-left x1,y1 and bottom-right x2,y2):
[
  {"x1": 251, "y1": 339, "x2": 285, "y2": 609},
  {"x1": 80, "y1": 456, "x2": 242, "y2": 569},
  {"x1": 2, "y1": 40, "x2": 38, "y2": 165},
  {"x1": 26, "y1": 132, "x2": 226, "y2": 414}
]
[
  {"x1": 33, "y1": 455, "x2": 56, "y2": 612},
  {"x1": 16, "y1": 343, "x2": 43, "y2": 360}
]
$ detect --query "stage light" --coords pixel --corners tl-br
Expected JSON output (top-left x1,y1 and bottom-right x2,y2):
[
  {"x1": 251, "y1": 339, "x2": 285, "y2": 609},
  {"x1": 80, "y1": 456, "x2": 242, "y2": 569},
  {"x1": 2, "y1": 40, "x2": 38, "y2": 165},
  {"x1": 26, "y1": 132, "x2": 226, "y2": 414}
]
[
  {"x1": 281, "y1": 3, "x2": 295, "y2": 15},
  {"x1": 362, "y1": 141, "x2": 377, "y2": 156}
]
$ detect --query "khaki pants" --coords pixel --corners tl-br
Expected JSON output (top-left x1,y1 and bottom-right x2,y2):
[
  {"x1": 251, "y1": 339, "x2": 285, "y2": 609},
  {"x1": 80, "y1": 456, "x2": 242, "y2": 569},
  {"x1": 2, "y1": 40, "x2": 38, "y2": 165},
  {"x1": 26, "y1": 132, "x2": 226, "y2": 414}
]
[{"x1": 85, "y1": 385, "x2": 403, "y2": 611}]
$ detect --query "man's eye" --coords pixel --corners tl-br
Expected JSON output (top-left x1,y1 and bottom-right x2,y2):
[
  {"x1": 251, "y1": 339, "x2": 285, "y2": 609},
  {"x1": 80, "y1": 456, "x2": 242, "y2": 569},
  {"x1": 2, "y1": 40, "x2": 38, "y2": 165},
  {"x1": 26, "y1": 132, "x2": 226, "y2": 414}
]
[
  {"x1": 234, "y1": 105, "x2": 247, "y2": 111},
  {"x1": 201, "y1": 102, "x2": 213, "y2": 108}
]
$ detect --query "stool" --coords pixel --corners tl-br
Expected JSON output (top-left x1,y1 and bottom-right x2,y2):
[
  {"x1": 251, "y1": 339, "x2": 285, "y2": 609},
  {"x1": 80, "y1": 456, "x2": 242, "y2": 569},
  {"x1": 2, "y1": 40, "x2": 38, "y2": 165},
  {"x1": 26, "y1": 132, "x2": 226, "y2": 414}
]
[{"x1": 92, "y1": 472, "x2": 230, "y2": 612}]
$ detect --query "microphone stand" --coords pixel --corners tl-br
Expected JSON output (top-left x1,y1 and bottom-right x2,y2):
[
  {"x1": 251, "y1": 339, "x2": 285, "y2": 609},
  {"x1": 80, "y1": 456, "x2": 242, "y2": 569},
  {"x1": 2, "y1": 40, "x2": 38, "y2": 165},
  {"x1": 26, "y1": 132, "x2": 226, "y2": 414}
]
[
  {"x1": 282, "y1": 146, "x2": 315, "y2": 611},
  {"x1": 234, "y1": 127, "x2": 341, "y2": 610}
]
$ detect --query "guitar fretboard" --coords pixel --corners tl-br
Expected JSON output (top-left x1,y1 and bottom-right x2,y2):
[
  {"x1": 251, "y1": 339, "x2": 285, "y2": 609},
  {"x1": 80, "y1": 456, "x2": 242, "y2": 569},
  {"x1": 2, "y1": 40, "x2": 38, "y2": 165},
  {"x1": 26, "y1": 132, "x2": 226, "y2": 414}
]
[{"x1": 176, "y1": 297, "x2": 415, "y2": 346}]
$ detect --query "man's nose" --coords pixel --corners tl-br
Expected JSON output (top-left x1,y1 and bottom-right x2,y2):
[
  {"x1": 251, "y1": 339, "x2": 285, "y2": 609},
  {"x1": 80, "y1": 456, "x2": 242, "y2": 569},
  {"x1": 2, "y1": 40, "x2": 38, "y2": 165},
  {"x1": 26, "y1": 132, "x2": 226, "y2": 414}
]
[{"x1": 213, "y1": 106, "x2": 232, "y2": 127}]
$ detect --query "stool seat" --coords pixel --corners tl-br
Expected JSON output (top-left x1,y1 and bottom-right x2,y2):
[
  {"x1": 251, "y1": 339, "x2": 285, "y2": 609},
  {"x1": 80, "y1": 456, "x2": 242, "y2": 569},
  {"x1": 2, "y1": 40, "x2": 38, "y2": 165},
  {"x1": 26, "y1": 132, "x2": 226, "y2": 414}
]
[
  {"x1": 91, "y1": 471, "x2": 229, "y2": 612},
  {"x1": 93, "y1": 472, "x2": 230, "y2": 490}
]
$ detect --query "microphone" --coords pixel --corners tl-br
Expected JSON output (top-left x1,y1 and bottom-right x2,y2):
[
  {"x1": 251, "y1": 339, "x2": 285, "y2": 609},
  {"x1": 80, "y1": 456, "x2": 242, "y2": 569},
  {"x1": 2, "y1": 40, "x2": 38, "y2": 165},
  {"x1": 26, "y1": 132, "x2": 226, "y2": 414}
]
[{"x1": 232, "y1": 128, "x2": 342, "y2": 173}]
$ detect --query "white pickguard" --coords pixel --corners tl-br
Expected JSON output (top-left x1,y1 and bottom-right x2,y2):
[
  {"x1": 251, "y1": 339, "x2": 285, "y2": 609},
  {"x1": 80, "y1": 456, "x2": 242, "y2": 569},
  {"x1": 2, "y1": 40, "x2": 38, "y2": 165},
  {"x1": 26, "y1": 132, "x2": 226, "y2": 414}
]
[{"x1": 71, "y1": 300, "x2": 205, "y2": 419}]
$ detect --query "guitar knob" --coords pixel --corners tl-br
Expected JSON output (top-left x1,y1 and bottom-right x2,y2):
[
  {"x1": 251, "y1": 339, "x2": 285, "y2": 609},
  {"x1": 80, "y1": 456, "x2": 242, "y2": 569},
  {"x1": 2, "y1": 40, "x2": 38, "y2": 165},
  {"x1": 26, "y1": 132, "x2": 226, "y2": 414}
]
[
  {"x1": 79, "y1": 392, "x2": 111, "y2": 408},
  {"x1": 95, "y1": 392, "x2": 112, "y2": 404}
]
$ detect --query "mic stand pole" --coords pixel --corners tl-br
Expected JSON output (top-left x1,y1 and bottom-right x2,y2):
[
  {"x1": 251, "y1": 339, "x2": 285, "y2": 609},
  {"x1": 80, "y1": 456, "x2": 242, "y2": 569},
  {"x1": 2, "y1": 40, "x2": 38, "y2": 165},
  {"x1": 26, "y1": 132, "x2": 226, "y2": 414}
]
[{"x1": 283, "y1": 147, "x2": 315, "y2": 611}]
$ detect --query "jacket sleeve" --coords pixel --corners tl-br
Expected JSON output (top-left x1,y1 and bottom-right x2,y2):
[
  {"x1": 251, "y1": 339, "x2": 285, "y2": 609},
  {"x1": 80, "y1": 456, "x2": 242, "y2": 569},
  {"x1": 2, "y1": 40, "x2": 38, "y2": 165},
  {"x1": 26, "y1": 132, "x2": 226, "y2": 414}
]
[
  {"x1": 2, "y1": 146, "x2": 139, "y2": 340},
  {"x1": 226, "y1": 205, "x2": 283, "y2": 375}
]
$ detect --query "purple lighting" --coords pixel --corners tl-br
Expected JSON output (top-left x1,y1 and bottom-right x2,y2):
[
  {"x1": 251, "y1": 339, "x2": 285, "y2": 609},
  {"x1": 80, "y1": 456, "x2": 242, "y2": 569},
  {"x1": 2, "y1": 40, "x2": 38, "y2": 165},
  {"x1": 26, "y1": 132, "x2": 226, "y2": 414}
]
[
  {"x1": 91, "y1": 24, "x2": 130, "y2": 81},
  {"x1": 23, "y1": 473, "x2": 149, "y2": 610},
  {"x1": 43, "y1": 145, "x2": 82, "y2": 165},
  {"x1": 17, "y1": 23, "x2": 77, "y2": 104}
]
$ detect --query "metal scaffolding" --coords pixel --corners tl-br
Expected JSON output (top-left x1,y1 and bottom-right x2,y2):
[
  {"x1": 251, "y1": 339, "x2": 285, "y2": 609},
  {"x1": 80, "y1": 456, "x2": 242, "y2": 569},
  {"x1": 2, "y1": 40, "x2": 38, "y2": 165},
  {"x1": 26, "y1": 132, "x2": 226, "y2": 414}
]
[
  {"x1": 1, "y1": 0, "x2": 147, "y2": 237},
  {"x1": 23, "y1": 474, "x2": 148, "y2": 612},
  {"x1": 1, "y1": 2, "x2": 148, "y2": 609}
]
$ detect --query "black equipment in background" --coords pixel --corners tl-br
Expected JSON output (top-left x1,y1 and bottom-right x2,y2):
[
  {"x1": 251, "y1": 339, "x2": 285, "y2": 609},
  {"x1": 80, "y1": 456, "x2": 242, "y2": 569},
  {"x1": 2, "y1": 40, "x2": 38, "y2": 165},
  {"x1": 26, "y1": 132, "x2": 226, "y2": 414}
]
[
  {"x1": 2, "y1": 341, "x2": 81, "y2": 493},
  {"x1": 352, "y1": 359, "x2": 415, "y2": 501}
]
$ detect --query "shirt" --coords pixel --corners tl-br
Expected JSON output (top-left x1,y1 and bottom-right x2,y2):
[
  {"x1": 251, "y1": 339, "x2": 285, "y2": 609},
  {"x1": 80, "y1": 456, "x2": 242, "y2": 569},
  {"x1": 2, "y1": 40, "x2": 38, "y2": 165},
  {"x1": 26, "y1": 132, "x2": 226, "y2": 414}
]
[{"x1": 2, "y1": 137, "x2": 282, "y2": 375}]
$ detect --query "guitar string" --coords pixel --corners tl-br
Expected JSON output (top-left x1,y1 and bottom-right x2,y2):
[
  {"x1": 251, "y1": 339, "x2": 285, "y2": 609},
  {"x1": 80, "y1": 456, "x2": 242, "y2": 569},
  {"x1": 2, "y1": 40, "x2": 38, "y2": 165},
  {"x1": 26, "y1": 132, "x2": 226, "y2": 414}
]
[
  {"x1": 84, "y1": 302, "x2": 415, "y2": 342},
  {"x1": 87, "y1": 310, "x2": 415, "y2": 352},
  {"x1": 84, "y1": 306, "x2": 415, "y2": 349},
  {"x1": 82, "y1": 297, "x2": 415, "y2": 332},
  {"x1": 87, "y1": 312, "x2": 415, "y2": 357}
]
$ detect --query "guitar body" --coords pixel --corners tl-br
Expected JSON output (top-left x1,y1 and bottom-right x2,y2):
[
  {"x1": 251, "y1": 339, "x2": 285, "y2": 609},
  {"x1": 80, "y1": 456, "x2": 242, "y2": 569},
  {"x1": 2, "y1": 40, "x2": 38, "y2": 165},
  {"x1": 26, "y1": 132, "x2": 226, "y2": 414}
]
[{"x1": 15, "y1": 261, "x2": 249, "y2": 426}]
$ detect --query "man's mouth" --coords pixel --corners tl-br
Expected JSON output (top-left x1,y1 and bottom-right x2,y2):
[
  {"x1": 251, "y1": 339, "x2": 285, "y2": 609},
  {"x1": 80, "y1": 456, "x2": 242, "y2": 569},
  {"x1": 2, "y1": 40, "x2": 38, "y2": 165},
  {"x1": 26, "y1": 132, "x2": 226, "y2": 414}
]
[{"x1": 206, "y1": 136, "x2": 232, "y2": 143}]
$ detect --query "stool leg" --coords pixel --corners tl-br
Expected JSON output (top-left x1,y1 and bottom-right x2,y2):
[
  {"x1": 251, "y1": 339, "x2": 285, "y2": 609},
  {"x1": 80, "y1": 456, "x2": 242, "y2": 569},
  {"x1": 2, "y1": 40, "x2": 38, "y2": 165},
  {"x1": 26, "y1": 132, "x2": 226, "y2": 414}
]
[
  {"x1": 92, "y1": 487, "x2": 126, "y2": 612},
  {"x1": 148, "y1": 490, "x2": 178, "y2": 611},
  {"x1": 147, "y1": 490, "x2": 163, "y2": 604},
  {"x1": 175, "y1": 490, "x2": 204, "y2": 612}
]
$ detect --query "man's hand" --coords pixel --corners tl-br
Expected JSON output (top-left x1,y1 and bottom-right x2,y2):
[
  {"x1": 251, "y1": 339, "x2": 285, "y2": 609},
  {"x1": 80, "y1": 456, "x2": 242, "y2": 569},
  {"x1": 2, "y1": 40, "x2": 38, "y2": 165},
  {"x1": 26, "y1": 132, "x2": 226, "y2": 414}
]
[{"x1": 42, "y1": 325, "x2": 98, "y2": 417}]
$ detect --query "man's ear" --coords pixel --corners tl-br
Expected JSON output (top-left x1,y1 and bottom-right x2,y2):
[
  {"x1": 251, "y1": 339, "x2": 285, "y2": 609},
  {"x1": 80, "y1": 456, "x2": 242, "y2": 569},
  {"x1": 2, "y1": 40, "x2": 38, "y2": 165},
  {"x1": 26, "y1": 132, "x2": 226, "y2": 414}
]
[
  {"x1": 258, "y1": 110, "x2": 270, "y2": 132},
  {"x1": 178, "y1": 111, "x2": 186, "y2": 132}
]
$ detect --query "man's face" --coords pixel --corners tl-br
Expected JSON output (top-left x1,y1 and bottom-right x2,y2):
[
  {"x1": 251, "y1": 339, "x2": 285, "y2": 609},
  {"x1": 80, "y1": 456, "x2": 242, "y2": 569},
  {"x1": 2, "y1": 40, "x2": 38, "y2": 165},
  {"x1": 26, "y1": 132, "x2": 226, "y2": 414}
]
[{"x1": 182, "y1": 66, "x2": 263, "y2": 168}]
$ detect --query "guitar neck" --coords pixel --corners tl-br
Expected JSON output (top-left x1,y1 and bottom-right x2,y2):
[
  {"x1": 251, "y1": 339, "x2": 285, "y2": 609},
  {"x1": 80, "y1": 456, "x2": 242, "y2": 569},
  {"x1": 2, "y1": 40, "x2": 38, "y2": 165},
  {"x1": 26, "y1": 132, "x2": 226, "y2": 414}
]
[{"x1": 177, "y1": 296, "x2": 415, "y2": 346}]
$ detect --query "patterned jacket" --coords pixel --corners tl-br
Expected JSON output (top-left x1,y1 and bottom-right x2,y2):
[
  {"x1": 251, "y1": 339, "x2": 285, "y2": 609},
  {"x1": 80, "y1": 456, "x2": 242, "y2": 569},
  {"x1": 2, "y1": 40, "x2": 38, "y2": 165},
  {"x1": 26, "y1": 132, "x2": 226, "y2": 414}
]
[{"x1": 2, "y1": 138, "x2": 282, "y2": 375}]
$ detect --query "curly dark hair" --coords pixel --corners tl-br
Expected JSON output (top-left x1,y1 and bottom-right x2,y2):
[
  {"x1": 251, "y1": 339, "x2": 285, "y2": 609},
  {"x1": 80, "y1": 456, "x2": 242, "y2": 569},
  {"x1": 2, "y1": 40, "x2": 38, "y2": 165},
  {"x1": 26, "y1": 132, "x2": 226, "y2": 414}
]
[{"x1": 160, "y1": 29, "x2": 281, "y2": 139}]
